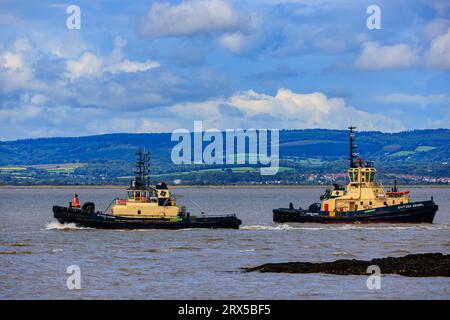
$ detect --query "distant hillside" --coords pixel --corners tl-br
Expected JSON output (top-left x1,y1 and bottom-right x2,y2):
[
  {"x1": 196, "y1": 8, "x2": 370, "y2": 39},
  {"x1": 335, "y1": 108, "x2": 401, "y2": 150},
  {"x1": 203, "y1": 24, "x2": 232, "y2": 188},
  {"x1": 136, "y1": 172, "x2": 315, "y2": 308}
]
[{"x1": 1, "y1": 129, "x2": 449, "y2": 185}]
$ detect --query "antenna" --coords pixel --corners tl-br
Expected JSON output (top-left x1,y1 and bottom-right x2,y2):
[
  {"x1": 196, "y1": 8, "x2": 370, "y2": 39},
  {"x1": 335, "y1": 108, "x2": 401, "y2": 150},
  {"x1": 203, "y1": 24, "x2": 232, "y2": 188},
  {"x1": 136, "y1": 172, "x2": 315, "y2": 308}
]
[{"x1": 348, "y1": 126, "x2": 357, "y2": 168}]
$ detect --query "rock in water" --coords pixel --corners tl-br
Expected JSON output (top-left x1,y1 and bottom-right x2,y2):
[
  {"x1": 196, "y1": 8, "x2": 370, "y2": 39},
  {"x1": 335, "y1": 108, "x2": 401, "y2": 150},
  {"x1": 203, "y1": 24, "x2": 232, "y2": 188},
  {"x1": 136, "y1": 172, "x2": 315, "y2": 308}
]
[{"x1": 243, "y1": 253, "x2": 450, "y2": 277}]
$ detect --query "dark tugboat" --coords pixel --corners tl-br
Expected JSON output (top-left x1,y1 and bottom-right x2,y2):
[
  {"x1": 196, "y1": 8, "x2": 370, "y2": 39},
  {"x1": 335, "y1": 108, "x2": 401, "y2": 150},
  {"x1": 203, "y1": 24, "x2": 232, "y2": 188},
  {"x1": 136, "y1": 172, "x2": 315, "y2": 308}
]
[
  {"x1": 53, "y1": 148, "x2": 242, "y2": 229},
  {"x1": 273, "y1": 126, "x2": 438, "y2": 224}
]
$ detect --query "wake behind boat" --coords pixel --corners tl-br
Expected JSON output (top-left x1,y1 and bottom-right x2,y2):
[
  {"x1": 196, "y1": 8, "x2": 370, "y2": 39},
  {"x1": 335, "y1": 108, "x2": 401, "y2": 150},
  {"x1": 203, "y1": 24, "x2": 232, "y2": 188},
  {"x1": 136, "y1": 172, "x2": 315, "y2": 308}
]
[
  {"x1": 273, "y1": 126, "x2": 438, "y2": 224},
  {"x1": 53, "y1": 148, "x2": 242, "y2": 230}
]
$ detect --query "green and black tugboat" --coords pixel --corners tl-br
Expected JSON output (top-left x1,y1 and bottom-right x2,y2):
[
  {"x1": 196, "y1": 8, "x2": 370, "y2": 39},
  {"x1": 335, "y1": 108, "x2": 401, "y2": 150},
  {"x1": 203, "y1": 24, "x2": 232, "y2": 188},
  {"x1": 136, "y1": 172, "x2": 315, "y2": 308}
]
[
  {"x1": 273, "y1": 126, "x2": 438, "y2": 224},
  {"x1": 53, "y1": 148, "x2": 242, "y2": 229}
]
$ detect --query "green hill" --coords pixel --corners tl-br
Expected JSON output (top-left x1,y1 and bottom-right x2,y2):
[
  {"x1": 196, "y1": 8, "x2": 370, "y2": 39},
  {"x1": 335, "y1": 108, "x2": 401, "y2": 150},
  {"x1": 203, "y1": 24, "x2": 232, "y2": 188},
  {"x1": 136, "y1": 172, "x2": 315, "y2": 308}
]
[{"x1": 1, "y1": 129, "x2": 449, "y2": 185}]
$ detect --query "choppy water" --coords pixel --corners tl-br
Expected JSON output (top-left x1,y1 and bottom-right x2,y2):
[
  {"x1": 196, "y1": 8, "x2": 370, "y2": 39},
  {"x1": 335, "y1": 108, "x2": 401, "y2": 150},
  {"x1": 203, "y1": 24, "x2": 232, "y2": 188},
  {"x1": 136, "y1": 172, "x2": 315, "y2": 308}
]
[{"x1": 0, "y1": 187, "x2": 449, "y2": 299}]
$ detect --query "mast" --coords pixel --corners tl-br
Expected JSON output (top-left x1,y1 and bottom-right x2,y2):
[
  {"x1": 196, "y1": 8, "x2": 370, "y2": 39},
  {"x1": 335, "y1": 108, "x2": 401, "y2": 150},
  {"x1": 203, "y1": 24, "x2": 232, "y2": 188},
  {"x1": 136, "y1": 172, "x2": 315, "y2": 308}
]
[
  {"x1": 133, "y1": 147, "x2": 150, "y2": 189},
  {"x1": 348, "y1": 126, "x2": 357, "y2": 168}
]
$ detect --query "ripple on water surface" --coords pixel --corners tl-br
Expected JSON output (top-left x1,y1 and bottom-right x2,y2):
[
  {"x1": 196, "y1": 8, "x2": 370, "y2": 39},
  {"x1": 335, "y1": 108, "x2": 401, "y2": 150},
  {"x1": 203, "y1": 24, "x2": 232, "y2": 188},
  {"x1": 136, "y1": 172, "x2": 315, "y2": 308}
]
[{"x1": 0, "y1": 187, "x2": 449, "y2": 299}]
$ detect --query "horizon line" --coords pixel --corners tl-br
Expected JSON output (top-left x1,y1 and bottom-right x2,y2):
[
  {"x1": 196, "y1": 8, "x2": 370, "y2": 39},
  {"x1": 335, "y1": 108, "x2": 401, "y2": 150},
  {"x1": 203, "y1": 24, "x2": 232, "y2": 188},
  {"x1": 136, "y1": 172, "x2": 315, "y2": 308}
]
[{"x1": 1, "y1": 127, "x2": 449, "y2": 143}]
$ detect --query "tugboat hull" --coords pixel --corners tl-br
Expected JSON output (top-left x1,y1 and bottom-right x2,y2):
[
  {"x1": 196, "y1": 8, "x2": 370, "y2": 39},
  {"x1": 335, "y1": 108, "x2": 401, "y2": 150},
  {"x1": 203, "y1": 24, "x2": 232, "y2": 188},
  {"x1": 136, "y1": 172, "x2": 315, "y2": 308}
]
[
  {"x1": 53, "y1": 206, "x2": 242, "y2": 230},
  {"x1": 273, "y1": 200, "x2": 438, "y2": 224}
]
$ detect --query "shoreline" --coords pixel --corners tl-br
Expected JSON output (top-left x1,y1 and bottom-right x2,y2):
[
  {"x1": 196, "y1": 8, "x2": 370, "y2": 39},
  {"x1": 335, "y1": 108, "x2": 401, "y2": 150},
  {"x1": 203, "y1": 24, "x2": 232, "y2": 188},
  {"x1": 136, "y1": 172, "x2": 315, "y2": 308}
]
[{"x1": 0, "y1": 184, "x2": 449, "y2": 189}]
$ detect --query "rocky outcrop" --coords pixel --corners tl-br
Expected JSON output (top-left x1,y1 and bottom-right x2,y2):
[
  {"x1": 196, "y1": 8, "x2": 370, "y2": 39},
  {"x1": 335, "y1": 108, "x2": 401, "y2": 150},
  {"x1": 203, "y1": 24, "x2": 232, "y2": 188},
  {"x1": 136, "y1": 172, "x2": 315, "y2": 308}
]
[{"x1": 243, "y1": 253, "x2": 450, "y2": 277}]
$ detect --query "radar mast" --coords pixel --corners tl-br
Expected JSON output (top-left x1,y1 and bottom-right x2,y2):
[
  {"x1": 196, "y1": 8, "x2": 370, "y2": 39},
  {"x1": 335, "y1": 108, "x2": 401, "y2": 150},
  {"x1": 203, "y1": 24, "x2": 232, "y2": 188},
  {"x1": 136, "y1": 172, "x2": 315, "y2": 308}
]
[
  {"x1": 348, "y1": 126, "x2": 357, "y2": 168},
  {"x1": 132, "y1": 147, "x2": 150, "y2": 189}
]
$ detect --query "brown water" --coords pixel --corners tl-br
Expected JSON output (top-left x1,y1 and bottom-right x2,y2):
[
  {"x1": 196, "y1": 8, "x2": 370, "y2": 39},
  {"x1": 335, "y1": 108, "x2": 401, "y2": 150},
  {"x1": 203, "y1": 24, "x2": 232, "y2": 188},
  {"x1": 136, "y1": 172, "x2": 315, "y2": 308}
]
[{"x1": 0, "y1": 187, "x2": 449, "y2": 299}]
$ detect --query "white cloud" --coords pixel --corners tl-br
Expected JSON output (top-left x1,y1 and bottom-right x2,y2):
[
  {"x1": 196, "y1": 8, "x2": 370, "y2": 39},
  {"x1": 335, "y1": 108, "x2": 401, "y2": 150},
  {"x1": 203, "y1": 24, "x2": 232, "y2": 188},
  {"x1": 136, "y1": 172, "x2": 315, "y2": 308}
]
[
  {"x1": 354, "y1": 25, "x2": 450, "y2": 71},
  {"x1": 0, "y1": 37, "x2": 43, "y2": 92},
  {"x1": 219, "y1": 32, "x2": 246, "y2": 53},
  {"x1": 106, "y1": 59, "x2": 160, "y2": 74},
  {"x1": 354, "y1": 42, "x2": 419, "y2": 70},
  {"x1": 66, "y1": 37, "x2": 160, "y2": 80},
  {"x1": 139, "y1": 0, "x2": 249, "y2": 38},
  {"x1": 0, "y1": 94, "x2": 178, "y2": 140},
  {"x1": 67, "y1": 52, "x2": 103, "y2": 80},
  {"x1": 13, "y1": 37, "x2": 33, "y2": 52},
  {"x1": 423, "y1": 19, "x2": 450, "y2": 41},
  {"x1": 232, "y1": 89, "x2": 340, "y2": 117},
  {"x1": 425, "y1": 27, "x2": 450, "y2": 69},
  {"x1": 0, "y1": 105, "x2": 42, "y2": 123},
  {"x1": 30, "y1": 94, "x2": 47, "y2": 105},
  {"x1": 2, "y1": 51, "x2": 24, "y2": 70},
  {"x1": 377, "y1": 93, "x2": 450, "y2": 106},
  {"x1": 168, "y1": 88, "x2": 405, "y2": 131}
]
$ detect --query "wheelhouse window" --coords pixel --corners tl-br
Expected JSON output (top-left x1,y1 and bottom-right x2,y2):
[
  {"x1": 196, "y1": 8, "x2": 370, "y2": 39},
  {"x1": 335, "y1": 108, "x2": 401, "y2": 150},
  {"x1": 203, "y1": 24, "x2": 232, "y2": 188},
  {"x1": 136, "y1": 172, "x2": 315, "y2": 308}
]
[{"x1": 349, "y1": 171, "x2": 359, "y2": 182}]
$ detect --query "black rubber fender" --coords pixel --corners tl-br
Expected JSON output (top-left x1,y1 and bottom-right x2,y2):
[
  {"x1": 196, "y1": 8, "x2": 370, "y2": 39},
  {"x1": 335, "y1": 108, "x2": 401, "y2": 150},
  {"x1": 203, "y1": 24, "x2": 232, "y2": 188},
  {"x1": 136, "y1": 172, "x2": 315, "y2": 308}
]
[{"x1": 82, "y1": 202, "x2": 95, "y2": 213}]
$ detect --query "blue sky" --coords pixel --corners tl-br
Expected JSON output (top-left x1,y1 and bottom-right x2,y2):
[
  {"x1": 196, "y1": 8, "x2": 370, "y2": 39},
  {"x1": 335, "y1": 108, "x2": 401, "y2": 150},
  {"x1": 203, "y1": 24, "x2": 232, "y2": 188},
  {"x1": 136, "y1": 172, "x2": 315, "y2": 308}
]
[{"x1": 0, "y1": 0, "x2": 449, "y2": 140}]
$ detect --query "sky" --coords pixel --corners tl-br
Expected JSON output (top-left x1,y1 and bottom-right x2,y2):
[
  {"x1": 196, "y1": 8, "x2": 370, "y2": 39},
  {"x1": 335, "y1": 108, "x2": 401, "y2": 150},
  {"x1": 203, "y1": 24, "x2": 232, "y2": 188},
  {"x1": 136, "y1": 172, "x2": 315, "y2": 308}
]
[{"x1": 0, "y1": 0, "x2": 449, "y2": 140}]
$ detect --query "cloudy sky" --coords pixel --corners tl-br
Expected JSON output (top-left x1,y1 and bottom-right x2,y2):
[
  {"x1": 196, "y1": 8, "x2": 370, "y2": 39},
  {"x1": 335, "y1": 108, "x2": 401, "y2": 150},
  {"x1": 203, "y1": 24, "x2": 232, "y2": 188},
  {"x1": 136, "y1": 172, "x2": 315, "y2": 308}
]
[{"x1": 0, "y1": 0, "x2": 449, "y2": 140}]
